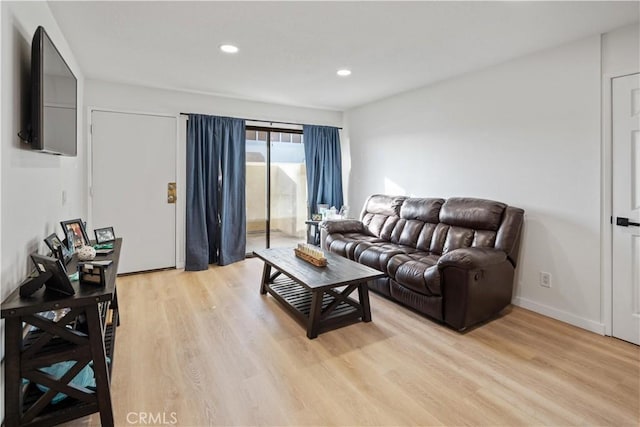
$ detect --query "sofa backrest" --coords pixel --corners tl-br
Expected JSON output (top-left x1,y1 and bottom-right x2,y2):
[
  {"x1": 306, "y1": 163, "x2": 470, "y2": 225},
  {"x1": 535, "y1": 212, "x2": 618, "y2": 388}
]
[
  {"x1": 358, "y1": 195, "x2": 524, "y2": 266},
  {"x1": 360, "y1": 194, "x2": 407, "y2": 239},
  {"x1": 392, "y1": 198, "x2": 444, "y2": 251},
  {"x1": 436, "y1": 197, "x2": 504, "y2": 252}
]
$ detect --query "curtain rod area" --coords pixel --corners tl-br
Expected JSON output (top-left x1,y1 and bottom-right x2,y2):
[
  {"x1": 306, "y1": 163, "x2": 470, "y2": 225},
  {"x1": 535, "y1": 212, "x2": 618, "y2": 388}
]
[{"x1": 179, "y1": 112, "x2": 342, "y2": 130}]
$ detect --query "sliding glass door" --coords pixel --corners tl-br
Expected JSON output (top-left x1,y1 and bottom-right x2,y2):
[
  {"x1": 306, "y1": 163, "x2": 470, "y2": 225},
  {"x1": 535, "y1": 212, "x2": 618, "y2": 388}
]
[{"x1": 245, "y1": 127, "x2": 307, "y2": 253}]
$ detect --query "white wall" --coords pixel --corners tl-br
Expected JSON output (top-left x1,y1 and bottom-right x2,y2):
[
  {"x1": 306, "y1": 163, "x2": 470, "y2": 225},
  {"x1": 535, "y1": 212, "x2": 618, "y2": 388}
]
[
  {"x1": 1, "y1": 0, "x2": 85, "y2": 421},
  {"x1": 84, "y1": 79, "x2": 342, "y2": 127},
  {"x1": 345, "y1": 35, "x2": 604, "y2": 332},
  {"x1": 602, "y1": 23, "x2": 640, "y2": 76}
]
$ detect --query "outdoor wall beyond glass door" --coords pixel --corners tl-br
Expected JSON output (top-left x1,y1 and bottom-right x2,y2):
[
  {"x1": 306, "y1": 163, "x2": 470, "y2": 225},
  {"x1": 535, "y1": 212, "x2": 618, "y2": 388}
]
[
  {"x1": 246, "y1": 129, "x2": 267, "y2": 253},
  {"x1": 245, "y1": 129, "x2": 307, "y2": 254}
]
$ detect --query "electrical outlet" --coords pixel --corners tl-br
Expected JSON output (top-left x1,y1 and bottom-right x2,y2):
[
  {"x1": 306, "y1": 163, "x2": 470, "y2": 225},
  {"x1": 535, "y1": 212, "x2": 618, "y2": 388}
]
[{"x1": 540, "y1": 271, "x2": 552, "y2": 288}]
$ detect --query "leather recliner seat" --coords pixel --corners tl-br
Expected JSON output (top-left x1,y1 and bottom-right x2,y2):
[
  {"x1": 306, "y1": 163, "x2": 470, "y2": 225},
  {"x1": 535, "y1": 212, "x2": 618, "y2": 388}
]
[{"x1": 320, "y1": 195, "x2": 524, "y2": 330}]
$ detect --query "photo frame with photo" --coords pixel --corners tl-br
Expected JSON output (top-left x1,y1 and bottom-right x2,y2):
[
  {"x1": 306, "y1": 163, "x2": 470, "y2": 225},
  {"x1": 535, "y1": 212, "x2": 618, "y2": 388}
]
[
  {"x1": 65, "y1": 229, "x2": 76, "y2": 255},
  {"x1": 60, "y1": 219, "x2": 90, "y2": 249},
  {"x1": 44, "y1": 233, "x2": 72, "y2": 264},
  {"x1": 94, "y1": 226, "x2": 116, "y2": 244},
  {"x1": 30, "y1": 253, "x2": 76, "y2": 296}
]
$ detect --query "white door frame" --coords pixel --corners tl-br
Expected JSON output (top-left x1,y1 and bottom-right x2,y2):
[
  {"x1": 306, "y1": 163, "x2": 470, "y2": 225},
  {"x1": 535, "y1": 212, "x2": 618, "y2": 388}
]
[
  {"x1": 601, "y1": 70, "x2": 639, "y2": 336},
  {"x1": 87, "y1": 107, "x2": 186, "y2": 270}
]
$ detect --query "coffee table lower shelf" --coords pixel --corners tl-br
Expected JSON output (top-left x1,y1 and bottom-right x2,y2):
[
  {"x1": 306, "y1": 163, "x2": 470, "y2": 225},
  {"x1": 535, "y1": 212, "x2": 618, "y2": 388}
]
[
  {"x1": 264, "y1": 275, "x2": 369, "y2": 339},
  {"x1": 255, "y1": 247, "x2": 383, "y2": 339}
]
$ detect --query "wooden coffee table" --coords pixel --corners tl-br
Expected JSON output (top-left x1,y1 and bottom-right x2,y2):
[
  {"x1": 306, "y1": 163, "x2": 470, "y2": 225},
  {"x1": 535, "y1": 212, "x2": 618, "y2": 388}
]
[{"x1": 254, "y1": 247, "x2": 385, "y2": 339}]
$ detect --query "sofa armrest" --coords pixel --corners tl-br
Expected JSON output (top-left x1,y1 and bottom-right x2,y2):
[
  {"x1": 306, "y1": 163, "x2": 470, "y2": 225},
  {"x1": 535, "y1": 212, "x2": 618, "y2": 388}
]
[
  {"x1": 437, "y1": 247, "x2": 507, "y2": 270},
  {"x1": 320, "y1": 219, "x2": 364, "y2": 234},
  {"x1": 319, "y1": 219, "x2": 365, "y2": 251},
  {"x1": 437, "y1": 247, "x2": 514, "y2": 331}
]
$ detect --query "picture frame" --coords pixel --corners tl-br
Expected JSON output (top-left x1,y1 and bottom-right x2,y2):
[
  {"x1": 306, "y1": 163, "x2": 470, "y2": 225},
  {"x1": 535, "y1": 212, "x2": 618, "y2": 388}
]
[
  {"x1": 94, "y1": 226, "x2": 116, "y2": 244},
  {"x1": 78, "y1": 262, "x2": 108, "y2": 286},
  {"x1": 30, "y1": 253, "x2": 76, "y2": 296},
  {"x1": 43, "y1": 233, "x2": 72, "y2": 264},
  {"x1": 64, "y1": 229, "x2": 76, "y2": 256},
  {"x1": 60, "y1": 219, "x2": 90, "y2": 249}
]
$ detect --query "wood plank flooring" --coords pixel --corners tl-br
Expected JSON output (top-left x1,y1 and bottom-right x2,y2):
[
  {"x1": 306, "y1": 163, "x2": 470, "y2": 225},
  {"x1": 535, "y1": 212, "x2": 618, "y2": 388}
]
[{"x1": 67, "y1": 258, "x2": 639, "y2": 426}]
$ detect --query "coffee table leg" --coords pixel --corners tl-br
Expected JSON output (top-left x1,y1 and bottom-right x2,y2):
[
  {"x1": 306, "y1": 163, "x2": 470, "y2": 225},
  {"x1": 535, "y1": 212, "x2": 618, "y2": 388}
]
[
  {"x1": 358, "y1": 282, "x2": 372, "y2": 322},
  {"x1": 307, "y1": 291, "x2": 323, "y2": 339},
  {"x1": 260, "y1": 263, "x2": 271, "y2": 295}
]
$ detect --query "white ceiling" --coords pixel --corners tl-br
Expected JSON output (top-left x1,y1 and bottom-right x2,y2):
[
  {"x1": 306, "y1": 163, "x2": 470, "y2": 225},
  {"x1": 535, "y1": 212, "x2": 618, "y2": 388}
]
[{"x1": 48, "y1": 1, "x2": 639, "y2": 111}]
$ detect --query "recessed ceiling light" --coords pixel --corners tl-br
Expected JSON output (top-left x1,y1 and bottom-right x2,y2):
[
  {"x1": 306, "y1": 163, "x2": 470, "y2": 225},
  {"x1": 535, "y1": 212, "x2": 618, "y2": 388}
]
[
  {"x1": 220, "y1": 44, "x2": 239, "y2": 54},
  {"x1": 337, "y1": 69, "x2": 352, "y2": 77}
]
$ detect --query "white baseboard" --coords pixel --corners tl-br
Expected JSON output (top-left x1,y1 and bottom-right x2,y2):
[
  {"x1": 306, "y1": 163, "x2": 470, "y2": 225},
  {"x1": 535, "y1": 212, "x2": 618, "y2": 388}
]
[{"x1": 511, "y1": 296, "x2": 606, "y2": 335}]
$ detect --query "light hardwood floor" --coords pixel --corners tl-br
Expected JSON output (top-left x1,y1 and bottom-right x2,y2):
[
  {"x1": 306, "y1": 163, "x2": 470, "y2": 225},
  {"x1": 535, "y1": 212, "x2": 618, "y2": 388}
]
[{"x1": 69, "y1": 258, "x2": 639, "y2": 426}]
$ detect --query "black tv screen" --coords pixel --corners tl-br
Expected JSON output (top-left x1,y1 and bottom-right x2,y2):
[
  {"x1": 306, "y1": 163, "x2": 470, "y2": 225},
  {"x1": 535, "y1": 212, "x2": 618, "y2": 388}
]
[{"x1": 30, "y1": 26, "x2": 77, "y2": 156}]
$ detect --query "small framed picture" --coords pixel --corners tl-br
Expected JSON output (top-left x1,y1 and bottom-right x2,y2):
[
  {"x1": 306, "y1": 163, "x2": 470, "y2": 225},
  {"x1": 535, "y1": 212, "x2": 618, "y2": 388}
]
[
  {"x1": 64, "y1": 229, "x2": 76, "y2": 256},
  {"x1": 44, "y1": 233, "x2": 72, "y2": 264},
  {"x1": 94, "y1": 227, "x2": 116, "y2": 244},
  {"x1": 60, "y1": 219, "x2": 90, "y2": 248},
  {"x1": 30, "y1": 253, "x2": 75, "y2": 296}
]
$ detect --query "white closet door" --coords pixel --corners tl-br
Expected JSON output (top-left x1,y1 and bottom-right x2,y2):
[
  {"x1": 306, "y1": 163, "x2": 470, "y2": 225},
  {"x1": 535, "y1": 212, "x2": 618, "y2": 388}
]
[{"x1": 612, "y1": 73, "x2": 640, "y2": 345}]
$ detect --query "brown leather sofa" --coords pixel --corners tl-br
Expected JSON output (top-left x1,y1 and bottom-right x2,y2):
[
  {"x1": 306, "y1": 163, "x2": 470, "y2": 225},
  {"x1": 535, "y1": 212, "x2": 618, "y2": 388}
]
[{"x1": 320, "y1": 195, "x2": 524, "y2": 330}]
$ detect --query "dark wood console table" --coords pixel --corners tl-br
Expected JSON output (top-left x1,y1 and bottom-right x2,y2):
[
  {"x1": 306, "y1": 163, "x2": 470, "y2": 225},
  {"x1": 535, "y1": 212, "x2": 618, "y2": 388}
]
[{"x1": 1, "y1": 238, "x2": 122, "y2": 427}]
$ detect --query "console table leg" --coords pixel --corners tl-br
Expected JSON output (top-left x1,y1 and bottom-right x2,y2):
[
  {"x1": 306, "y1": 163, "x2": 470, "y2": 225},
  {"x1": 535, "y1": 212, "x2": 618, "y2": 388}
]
[
  {"x1": 307, "y1": 291, "x2": 323, "y2": 339},
  {"x1": 358, "y1": 283, "x2": 372, "y2": 322},
  {"x1": 85, "y1": 305, "x2": 115, "y2": 427},
  {"x1": 5, "y1": 317, "x2": 22, "y2": 427}
]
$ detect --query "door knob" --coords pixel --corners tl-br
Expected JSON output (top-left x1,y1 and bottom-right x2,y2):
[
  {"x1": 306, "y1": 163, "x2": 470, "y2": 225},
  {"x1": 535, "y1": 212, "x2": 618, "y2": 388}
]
[{"x1": 616, "y1": 217, "x2": 640, "y2": 227}]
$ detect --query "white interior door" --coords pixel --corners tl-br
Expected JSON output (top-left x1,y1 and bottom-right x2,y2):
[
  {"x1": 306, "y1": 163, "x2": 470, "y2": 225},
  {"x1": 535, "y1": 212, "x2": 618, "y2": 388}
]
[
  {"x1": 612, "y1": 73, "x2": 640, "y2": 345},
  {"x1": 91, "y1": 110, "x2": 177, "y2": 274}
]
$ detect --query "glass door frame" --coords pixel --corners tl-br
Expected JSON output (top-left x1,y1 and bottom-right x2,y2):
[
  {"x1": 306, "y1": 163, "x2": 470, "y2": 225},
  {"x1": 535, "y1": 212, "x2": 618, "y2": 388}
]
[{"x1": 246, "y1": 125, "x2": 304, "y2": 255}]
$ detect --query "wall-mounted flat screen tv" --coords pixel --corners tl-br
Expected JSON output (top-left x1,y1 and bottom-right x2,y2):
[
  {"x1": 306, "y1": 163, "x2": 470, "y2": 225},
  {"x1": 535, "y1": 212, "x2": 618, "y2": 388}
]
[{"x1": 30, "y1": 26, "x2": 77, "y2": 156}]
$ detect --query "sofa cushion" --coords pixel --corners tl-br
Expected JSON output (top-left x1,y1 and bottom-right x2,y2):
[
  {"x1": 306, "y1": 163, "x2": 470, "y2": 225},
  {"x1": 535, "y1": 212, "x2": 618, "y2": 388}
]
[
  {"x1": 429, "y1": 223, "x2": 450, "y2": 255},
  {"x1": 440, "y1": 198, "x2": 506, "y2": 231},
  {"x1": 473, "y1": 230, "x2": 498, "y2": 247},
  {"x1": 364, "y1": 194, "x2": 406, "y2": 216},
  {"x1": 388, "y1": 219, "x2": 422, "y2": 246},
  {"x1": 354, "y1": 242, "x2": 416, "y2": 273},
  {"x1": 361, "y1": 195, "x2": 406, "y2": 238},
  {"x1": 387, "y1": 254, "x2": 441, "y2": 296},
  {"x1": 326, "y1": 232, "x2": 384, "y2": 260},
  {"x1": 416, "y1": 223, "x2": 437, "y2": 252},
  {"x1": 400, "y1": 198, "x2": 444, "y2": 223},
  {"x1": 362, "y1": 214, "x2": 400, "y2": 238},
  {"x1": 443, "y1": 226, "x2": 475, "y2": 254},
  {"x1": 388, "y1": 198, "x2": 444, "y2": 250}
]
